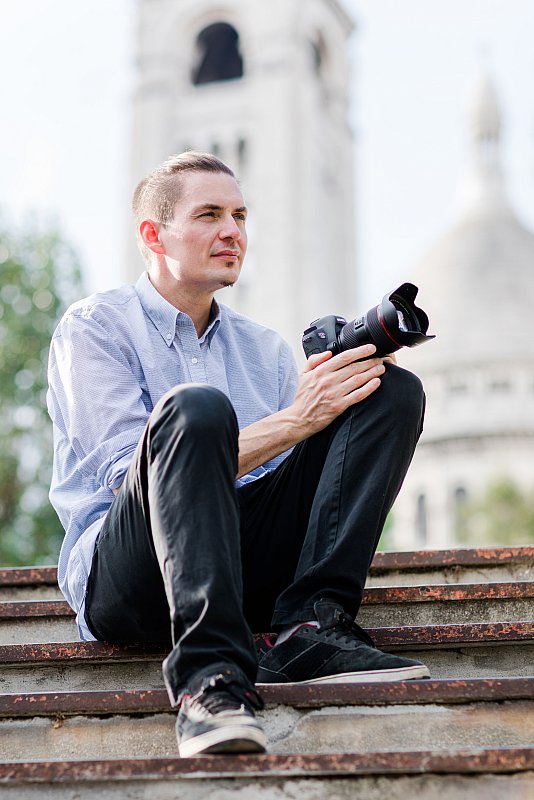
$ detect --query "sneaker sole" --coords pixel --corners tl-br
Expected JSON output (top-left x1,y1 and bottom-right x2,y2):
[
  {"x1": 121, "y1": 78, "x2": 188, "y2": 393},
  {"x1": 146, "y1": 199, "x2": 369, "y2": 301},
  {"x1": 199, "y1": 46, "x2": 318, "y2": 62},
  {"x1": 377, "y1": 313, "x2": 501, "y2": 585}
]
[
  {"x1": 178, "y1": 725, "x2": 267, "y2": 758},
  {"x1": 256, "y1": 663, "x2": 431, "y2": 687}
]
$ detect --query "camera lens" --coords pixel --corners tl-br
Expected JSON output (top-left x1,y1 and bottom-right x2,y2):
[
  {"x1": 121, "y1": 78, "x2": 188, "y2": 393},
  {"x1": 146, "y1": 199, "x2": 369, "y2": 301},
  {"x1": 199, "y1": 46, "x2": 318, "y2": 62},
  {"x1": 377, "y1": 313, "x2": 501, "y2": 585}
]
[
  {"x1": 301, "y1": 283, "x2": 434, "y2": 360},
  {"x1": 396, "y1": 310, "x2": 409, "y2": 332},
  {"x1": 390, "y1": 297, "x2": 421, "y2": 334},
  {"x1": 338, "y1": 283, "x2": 434, "y2": 357}
]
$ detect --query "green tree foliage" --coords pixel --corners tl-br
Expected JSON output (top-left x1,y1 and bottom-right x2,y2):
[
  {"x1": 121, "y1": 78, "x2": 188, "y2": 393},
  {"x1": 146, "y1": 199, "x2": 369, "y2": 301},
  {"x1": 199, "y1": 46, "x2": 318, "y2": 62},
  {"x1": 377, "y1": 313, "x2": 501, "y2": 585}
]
[
  {"x1": 376, "y1": 511, "x2": 394, "y2": 552},
  {"x1": 456, "y1": 478, "x2": 534, "y2": 546},
  {"x1": 0, "y1": 224, "x2": 83, "y2": 566}
]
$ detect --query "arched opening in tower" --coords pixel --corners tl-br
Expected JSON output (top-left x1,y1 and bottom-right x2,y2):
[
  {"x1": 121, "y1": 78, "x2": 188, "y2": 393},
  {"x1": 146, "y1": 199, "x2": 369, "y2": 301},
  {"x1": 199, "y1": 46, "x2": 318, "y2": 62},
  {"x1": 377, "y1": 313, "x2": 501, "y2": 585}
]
[{"x1": 192, "y1": 22, "x2": 244, "y2": 86}]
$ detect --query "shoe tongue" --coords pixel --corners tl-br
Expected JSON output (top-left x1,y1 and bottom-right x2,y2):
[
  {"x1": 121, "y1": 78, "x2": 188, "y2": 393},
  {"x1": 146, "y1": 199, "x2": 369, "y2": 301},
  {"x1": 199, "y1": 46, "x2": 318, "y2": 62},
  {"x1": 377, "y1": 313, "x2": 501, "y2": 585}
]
[{"x1": 313, "y1": 599, "x2": 346, "y2": 629}]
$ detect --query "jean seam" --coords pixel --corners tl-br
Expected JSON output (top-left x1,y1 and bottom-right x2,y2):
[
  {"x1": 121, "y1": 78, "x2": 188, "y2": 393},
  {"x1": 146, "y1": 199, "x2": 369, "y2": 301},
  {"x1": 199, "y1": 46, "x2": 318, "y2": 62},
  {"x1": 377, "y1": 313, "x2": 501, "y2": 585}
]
[{"x1": 305, "y1": 409, "x2": 353, "y2": 578}]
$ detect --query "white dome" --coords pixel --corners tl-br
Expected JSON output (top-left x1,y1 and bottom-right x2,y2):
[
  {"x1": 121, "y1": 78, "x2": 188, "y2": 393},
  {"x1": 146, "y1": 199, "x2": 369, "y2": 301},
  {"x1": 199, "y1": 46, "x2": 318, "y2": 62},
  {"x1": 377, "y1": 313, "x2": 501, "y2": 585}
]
[
  {"x1": 406, "y1": 210, "x2": 534, "y2": 368},
  {"x1": 403, "y1": 73, "x2": 534, "y2": 369}
]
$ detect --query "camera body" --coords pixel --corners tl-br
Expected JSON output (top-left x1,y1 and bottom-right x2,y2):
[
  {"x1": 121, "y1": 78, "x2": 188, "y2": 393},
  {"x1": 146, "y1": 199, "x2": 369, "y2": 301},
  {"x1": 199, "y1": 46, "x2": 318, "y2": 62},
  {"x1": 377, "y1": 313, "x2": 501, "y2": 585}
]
[
  {"x1": 302, "y1": 283, "x2": 434, "y2": 359},
  {"x1": 302, "y1": 315, "x2": 350, "y2": 357}
]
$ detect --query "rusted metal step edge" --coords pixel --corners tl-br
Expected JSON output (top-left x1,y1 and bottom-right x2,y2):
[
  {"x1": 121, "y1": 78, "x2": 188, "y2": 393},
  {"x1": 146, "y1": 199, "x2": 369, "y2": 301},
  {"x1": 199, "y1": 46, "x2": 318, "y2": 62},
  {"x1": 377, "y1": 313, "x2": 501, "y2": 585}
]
[
  {"x1": 371, "y1": 546, "x2": 534, "y2": 573},
  {"x1": 0, "y1": 640, "x2": 167, "y2": 664},
  {"x1": 0, "y1": 601, "x2": 72, "y2": 619},
  {"x1": 1, "y1": 621, "x2": 533, "y2": 666},
  {"x1": 2, "y1": 748, "x2": 534, "y2": 781},
  {"x1": 365, "y1": 581, "x2": 534, "y2": 604},
  {"x1": 2, "y1": 677, "x2": 534, "y2": 718},
  {"x1": 5, "y1": 581, "x2": 534, "y2": 621},
  {"x1": 373, "y1": 621, "x2": 534, "y2": 647},
  {"x1": 2, "y1": 547, "x2": 534, "y2": 589},
  {"x1": 0, "y1": 567, "x2": 58, "y2": 587}
]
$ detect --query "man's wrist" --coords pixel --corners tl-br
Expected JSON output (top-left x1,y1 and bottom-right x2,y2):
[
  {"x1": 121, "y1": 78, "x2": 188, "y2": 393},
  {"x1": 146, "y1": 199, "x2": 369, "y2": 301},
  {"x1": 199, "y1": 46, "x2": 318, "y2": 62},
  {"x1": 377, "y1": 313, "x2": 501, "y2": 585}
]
[{"x1": 276, "y1": 405, "x2": 312, "y2": 446}]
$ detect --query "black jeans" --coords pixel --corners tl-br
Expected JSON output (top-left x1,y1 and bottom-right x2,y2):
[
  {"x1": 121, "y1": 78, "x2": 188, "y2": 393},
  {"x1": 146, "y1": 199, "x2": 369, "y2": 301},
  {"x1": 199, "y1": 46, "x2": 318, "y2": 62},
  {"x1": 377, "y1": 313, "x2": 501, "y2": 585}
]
[{"x1": 85, "y1": 364, "x2": 425, "y2": 703}]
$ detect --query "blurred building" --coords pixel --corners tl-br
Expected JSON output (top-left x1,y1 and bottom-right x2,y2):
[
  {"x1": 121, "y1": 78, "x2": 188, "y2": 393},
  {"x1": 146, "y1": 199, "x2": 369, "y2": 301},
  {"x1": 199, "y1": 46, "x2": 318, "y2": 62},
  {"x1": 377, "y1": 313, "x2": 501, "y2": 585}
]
[
  {"x1": 394, "y1": 74, "x2": 534, "y2": 548},
  {"x1": 127, "y1": 0, "x2": 358, "y2": 353}
]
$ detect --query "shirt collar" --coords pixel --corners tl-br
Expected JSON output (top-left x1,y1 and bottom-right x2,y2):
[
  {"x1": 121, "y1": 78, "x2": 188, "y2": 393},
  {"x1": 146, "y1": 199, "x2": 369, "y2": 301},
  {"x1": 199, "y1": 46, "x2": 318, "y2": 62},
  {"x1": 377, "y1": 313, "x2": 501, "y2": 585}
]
[{"x1": 135, "y1": 271, "x2": 221, "y2": 347}]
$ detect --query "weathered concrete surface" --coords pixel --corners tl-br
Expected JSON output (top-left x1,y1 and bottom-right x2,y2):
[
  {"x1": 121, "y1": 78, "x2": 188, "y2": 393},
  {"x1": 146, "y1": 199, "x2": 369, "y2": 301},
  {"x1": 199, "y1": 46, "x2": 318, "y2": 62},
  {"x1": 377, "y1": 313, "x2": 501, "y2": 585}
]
[
  {"x1": 390, "y1": 643, "x2": 534, "y2": 680},
  {"x1": 0, "y1": 609, "x2": 520, "y2": 647},
  {"x1": 358, "y1": 597, "x2": 534, "y2": 627},
  {"x1": 0, "y1": 660, "x2": 165, "y2": 693},
  {"x1": 0, "y1": 618, "x2": 78, "y2": 645},
  {"x1": 0, "y1": 774, "x2": 533, "y2": 800},
  {"x1": 0, "y1": 586, "x2": 62, "y2": 602},
  {"x1": 2, "y1": 641, "x2": 534, "y2": 693},
  {"x1": 2, "y1": 701, "x2": 534, "y2": 761},
  {"x1": 267, "y1": 701, "x2": 534, "y2": 755},
  {"x1": 4, "y1": 584, "x2": 534, "y2": 645}
]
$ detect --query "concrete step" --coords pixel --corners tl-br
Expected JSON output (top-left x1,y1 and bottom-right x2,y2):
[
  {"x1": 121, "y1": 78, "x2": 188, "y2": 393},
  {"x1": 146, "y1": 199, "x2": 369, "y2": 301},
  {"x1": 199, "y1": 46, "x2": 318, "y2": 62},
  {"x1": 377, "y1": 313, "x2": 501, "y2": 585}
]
[
  {"x1": 1, "y1": 678, "x2": 534, "y2": 761},
  {"x1": 4, "y1": 581, "x2": 534, "y2": 644},
  {"x1": 1, "y1": 622, "x2": 533, "y2": 693},
  {"x1": 368, "y1": 546, "x2": 534, "y2": 586},
  {"x1": 2, "y1": 546, "x2": 533, "y2": 601},
  {"x1": 1, "y1": 749, "x2": 534, "y2": 799}
]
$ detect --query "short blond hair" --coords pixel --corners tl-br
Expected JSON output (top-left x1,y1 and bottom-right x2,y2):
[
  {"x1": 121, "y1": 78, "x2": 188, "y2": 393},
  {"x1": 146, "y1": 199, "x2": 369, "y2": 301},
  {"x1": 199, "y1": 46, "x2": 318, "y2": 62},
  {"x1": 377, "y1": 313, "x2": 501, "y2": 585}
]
[{"x1": 132, "y1": 151, "x2": 235, "y2": 263}]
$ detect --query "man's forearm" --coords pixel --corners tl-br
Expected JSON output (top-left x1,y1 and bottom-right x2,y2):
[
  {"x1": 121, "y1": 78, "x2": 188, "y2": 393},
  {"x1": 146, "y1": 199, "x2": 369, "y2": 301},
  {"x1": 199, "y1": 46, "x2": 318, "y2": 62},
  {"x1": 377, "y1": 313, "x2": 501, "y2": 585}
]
[
  {"x1": 237, "y1": 346, "x2": 386, "y2": 479},
  {"x1": 237, "y1": 408, "x2": 310, "y2": 479}
]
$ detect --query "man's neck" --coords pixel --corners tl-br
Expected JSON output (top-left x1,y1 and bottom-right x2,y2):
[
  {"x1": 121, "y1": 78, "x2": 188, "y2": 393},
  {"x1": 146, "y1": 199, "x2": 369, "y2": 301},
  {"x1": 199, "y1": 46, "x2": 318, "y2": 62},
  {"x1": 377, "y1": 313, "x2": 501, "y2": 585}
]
[{"x1": 147, "y1": 272, "x2": 214, "y2": 338}]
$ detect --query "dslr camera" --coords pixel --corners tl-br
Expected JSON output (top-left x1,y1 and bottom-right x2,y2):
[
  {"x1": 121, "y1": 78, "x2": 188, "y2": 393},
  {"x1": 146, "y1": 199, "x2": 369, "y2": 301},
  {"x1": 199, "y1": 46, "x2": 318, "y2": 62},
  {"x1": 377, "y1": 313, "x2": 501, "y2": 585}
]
[{"x1": 302, "y1": 283, "x2": 434, "y2": 359}]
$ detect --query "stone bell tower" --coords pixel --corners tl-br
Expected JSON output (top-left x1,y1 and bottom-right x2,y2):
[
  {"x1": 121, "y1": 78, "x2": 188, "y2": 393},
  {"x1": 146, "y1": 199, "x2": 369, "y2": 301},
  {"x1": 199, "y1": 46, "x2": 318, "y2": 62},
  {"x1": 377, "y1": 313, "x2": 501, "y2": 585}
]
[{"x1": 127, "y1": 0, "x2": 357, "y2": 353}]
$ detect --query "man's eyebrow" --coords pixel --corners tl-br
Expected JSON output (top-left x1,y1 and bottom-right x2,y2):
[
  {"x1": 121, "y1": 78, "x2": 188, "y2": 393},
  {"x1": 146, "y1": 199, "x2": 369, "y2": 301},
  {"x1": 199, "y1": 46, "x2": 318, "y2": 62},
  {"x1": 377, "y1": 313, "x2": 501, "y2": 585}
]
[{"x1": 191, "y1": 204, "x2": 248, "y2": 214}]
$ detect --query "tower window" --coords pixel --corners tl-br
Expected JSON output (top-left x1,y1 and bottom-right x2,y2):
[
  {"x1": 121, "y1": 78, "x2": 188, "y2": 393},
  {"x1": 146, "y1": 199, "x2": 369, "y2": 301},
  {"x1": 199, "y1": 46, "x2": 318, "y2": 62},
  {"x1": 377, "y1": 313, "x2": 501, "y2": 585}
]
[
  {"x1": 489, "y1": 379, "x2": 511, "y2": 393},
  {"x1": 237, "y1": 137, "x2": 247, "y2": 168},
  {"x1": 415, "y1": 493, "x2": 428, "y2": 546},
  {"x1": 453, "y1": 486, "x2": 468, "y2": 540},
  {"x1": 448, "y1": 381, "x2": 468, "y2": 395},
  {"x1": 192, "y1": 23, "x2": 243, "y2": 86},
  {"x1": 310, "y1": 34, "x2": 327, "y2": 78}
]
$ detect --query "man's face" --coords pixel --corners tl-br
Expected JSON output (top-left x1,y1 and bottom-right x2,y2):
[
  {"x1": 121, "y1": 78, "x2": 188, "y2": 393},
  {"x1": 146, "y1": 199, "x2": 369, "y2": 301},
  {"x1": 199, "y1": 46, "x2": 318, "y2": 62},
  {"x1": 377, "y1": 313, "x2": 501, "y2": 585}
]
[{"x1": 157, "y1": 171, "x2": 247, "y2": 293}]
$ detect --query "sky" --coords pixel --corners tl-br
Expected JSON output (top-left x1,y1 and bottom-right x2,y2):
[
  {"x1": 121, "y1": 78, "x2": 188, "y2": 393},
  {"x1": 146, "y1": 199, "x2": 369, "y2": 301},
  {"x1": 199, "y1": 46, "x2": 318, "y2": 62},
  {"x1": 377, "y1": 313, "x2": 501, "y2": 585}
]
[{"x1": 1, "y1": 0, "x2": 533, "y2": 308}]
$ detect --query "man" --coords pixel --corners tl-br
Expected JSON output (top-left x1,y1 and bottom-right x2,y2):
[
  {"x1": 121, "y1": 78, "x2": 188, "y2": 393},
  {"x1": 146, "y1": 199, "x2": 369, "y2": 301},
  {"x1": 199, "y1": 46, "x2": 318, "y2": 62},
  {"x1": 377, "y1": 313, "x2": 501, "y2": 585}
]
[{"x1": 48, "y1": 152, "x2": 429, "y2": 759}]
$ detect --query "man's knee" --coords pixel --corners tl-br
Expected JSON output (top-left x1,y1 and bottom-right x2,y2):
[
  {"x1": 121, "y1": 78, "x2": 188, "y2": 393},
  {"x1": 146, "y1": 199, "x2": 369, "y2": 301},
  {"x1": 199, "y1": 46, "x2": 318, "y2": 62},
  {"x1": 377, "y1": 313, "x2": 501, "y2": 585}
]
[
  {"x1": 376, "y1": 363, "x2": 425, "y2": 421},
  {"x1": 149, "y1": 384, "x2": 238, "y2": 442}
]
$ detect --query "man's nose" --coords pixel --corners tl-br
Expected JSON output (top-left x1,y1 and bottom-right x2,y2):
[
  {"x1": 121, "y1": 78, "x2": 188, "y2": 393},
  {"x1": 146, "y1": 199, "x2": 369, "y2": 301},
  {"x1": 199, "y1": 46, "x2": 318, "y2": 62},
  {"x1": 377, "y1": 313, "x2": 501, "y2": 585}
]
[{"x1": 219, "y1": 214, "x2": 241, "y2": 240}]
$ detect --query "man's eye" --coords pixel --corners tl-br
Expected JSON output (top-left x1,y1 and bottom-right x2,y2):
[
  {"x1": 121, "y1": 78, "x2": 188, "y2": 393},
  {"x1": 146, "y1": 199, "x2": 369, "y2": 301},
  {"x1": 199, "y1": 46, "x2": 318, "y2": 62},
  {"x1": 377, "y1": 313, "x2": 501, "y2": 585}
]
[
  {"x1": 200, "y1": 212, "x2": 216, "y2": 218},
  {"x1": 234, "y1": 213, "x2": 246, "y2": 221}
]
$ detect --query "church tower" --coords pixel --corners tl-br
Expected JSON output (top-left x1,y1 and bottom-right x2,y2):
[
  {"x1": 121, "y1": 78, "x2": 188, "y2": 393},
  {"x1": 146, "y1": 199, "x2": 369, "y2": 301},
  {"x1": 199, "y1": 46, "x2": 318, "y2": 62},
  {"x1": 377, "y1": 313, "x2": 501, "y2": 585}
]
[{"x1": 127, "y1": 0, "x2": 357, "y2": 353}]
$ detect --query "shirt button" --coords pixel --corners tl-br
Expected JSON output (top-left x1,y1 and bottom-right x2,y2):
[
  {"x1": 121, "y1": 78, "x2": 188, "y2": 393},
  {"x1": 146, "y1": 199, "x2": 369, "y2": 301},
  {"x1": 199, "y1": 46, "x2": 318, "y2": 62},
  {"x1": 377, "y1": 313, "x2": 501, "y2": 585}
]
[
  {"x1": 166, "y1": 332, "x2": 172, "y2": 341},
  {"x1": 191, "y1": 357, "x2": 198, "y2": 364}
]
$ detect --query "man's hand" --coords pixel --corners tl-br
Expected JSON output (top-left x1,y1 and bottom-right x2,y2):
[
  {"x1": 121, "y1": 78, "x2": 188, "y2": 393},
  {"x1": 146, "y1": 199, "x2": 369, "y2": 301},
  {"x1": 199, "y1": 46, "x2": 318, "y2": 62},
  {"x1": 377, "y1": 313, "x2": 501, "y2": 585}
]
[
  {"x1": 289, "y1": 344, "x2": 386, "y2": 438},
  {"x1": 236, "y1": 344, "x2": 387, "y2": 479}
]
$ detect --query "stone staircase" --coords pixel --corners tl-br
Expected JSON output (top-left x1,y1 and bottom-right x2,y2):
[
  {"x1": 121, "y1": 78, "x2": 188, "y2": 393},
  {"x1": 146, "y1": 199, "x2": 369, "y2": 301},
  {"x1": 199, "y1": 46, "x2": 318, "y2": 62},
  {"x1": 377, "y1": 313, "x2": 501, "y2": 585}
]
[{"x1": 1, "y1": 546, "x2": 534, "y2": 798}]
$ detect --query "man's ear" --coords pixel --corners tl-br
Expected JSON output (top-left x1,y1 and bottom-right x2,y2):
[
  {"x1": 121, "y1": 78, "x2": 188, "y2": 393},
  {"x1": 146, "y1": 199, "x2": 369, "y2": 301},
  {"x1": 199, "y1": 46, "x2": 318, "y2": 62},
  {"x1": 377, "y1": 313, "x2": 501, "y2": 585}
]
[{"x1": 140, "y1": 220, "x2": 166, "y2": 255}]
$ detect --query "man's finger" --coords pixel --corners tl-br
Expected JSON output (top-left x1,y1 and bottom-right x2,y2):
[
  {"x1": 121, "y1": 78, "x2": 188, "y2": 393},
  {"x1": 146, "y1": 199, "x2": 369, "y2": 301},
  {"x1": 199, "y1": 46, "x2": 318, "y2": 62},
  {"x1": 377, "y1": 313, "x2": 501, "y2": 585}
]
[
  {"x1": 329, "y1": 344, "x2": 377, "y2": 367},
  {"x1": 303, "y1": 350, "x2": 333, "y2": 372},
  {"x1": 344, "y1": 376, "x2": 382, "y2": 406}
]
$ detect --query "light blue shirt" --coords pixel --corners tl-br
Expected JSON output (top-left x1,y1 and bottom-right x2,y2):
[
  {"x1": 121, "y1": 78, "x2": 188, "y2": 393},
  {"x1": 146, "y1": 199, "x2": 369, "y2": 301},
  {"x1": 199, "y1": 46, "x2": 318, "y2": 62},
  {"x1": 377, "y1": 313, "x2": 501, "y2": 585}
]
[{"x1": 47, "y1": 272, "x2": 299, "y2": 640}]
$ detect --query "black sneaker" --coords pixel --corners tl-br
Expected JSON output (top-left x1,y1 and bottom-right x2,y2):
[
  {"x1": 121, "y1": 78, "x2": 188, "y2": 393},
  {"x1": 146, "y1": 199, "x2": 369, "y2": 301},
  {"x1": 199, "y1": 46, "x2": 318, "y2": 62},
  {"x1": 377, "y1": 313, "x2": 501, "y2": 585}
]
[
  {"x1": 176, "y1": 668, "x2": 267, "y2": 757},
  {"x1": 257, "y1": 599, "x2": 430, "y2": 685}
]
